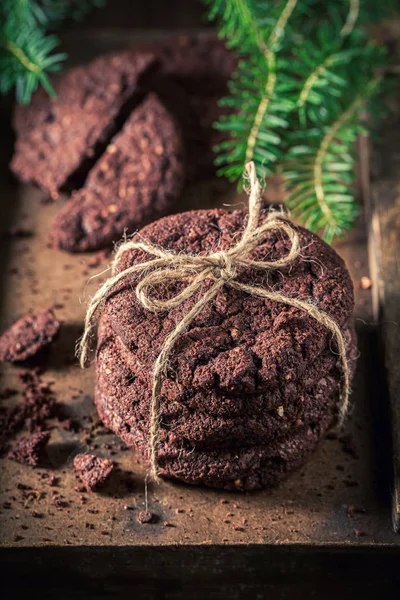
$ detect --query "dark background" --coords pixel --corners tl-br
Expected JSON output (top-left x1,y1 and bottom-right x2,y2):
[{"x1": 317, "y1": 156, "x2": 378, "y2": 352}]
[{"x1": 70, "y1": 0, "x2": 208, "y2": 30}]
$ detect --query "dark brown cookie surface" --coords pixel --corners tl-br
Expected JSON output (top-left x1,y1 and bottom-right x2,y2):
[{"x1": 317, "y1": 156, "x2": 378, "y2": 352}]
[
  {"x1": 50, "y1": 94, "x2": 184, "y2": 252},
  {"x1": 73, "y1": 453, "x2": 114, "y2": 492},
  {"x1": 95, "y1": 315, "x2": 356, "y2": 451},
  {"x1": 155, "y1": 416, "x2": 333, "y2": 490},
  {"x1": 103, "y1": 209, "x2": 354, "y2": 396},
  {"x1": 93, "y1": 208, "x2": 356, "y2": 490},
  {"x1": 0, "y1": 308, "x2": 60, "y2": 363},
  {"x1": 95, "y1": 379, "x2": 333, "y2": 491},
  {"x1": 11, "y1": 52, "x2": 156, "y2": 198}
]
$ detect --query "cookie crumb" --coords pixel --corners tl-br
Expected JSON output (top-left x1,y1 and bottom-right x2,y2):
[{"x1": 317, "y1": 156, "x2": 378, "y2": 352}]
[
  {"x1": 137, "y1": 510, "x2": 157, "y2": 524},
  {"x1": 360, "y1": 276, "x2": 372, "y2": 290},
  {"x1": 73, "y1": 453, "x2": 114, "y2": 492},
  {"x1": 7, "y1": 431, "x2": 50, "y2": 466},
  {"x1": 354, "y1": 529, "x2": 367, "y2": 537},
  {"x1": 0, "y1": 308, "x2": 60, "y2": 363}
]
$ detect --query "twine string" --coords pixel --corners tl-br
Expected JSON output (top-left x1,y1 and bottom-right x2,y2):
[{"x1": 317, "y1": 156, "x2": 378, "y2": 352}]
[{"x1": 78, "y1": 161, "x2": 350, "y2": 481}]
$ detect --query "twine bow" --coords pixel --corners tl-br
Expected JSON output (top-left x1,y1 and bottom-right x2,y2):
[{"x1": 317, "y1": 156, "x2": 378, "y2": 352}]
[{"x1": 79, "y1": 162, "x2": 350, "y2": 481}]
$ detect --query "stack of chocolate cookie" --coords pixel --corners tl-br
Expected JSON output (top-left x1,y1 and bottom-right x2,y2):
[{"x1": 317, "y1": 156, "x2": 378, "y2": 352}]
[
  {"x1": 11, "y1": 37, "x2": 236, "y2": 253},
  {"x1": 94, "y1": 208, "x2": 357, "y2": 490}
]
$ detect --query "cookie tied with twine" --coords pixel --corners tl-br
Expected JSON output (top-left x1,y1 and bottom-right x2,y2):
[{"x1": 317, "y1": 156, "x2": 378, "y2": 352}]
[{"x1": 78, "y1": 162, "x2": 350, "y2": 482}]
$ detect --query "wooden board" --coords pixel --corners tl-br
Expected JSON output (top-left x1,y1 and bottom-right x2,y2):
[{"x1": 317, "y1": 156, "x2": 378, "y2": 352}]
[
  {"x1": 1, "y1": 136, "x2": 396, "y2": 549},
  {"x1": 363, "y1": 95, "x2": 400, "y2": 532},
  {"x1": 0, "y1": 25, "x2": 400, "y2": 598}
]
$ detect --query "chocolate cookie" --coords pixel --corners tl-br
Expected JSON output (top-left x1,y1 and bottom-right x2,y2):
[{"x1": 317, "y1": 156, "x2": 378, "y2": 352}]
[
  {"x1": 95, "y1": 315, "x2": 356, "y2": 450},
  {"x1": 155, "y1": 416, "x2": 334, "y2": 490},
  {"x1": 11, "y1": 52, "x2": 156, "y2": 198},
  {"x1": 11, "y1": 37, "x2": 235, "y2": 197},
  {"x1": 96, "y1": 380, "x2": 333, "y2": 491},
  {"x1": 0, "y1": 307, "x2": 60, "y2": 363},
  {"x1": 50, "y1": 94, "x2": 184, "y2": 252},
  {"x1": 104, "y1": 209, "x2": 354, "y2": 392},
  {"x1": 94, "y1": 208, "x2": 356, "y2": 489}
]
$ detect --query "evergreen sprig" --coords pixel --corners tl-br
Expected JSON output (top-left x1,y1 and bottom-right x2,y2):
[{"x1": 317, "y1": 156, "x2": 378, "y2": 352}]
[
  {"x1": 206, "y1": 0, "x2": 397, "y2": 242},
  {"x1": 0, "y1": 0, "x2": 103, "y2": 105},
  {"x1": 208, "y1": 0, "x2": 301, "y2": 182}
]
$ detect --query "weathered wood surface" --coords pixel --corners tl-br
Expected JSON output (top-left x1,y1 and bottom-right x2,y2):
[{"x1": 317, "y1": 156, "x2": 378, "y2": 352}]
[
  {"x1": 364, "y1": 95, "x2": 400, "y2": 532},
  {"x1": 1, "y1": 118, "x2": 395, "y2": 549},
  {"x1": 0, "y1": 23, "x2": 400, "y2": 598},
  {"x1": 2, "y1": 545, "x2": 400, "y2": 599}
]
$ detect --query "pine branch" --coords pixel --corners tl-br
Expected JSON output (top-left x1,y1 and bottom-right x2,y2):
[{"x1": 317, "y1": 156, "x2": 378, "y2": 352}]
[
  {"x1": 291, "y1": 26, "x2": 370, "y2": 126},
  {"x1": 207, "y1": 0, "x2": 302, "y2": 181},
  {"x1": 341, "y1": 0, "x2": 360, "y2": 37},
  {"x1": 215, "y1": 53, "x2": 293, "y2": 181},
  {"x1": 0, "y1": 0, "x2": 103, "y2": 105},
  {"x1": 205, "y1": 0, "x2": 268, "y2": 53},
  {"x1": 285, "y1": 78, "x2": 381, "y2": 242},
  {"x1": 207, "y1": 0, "x2": 395, "y2": 243},
  {"x1": 245, "y1": 53, "x2": 277, "y2": 164},
  {"x1": 348, "y1": 0, "x2": 399, "y2": 24},
  {"x1": 245, "y1": 0, "x2": 298, "y2": 166},
  {"x1": 284, "y1": 35, "x2": 386, "y2": 240}
]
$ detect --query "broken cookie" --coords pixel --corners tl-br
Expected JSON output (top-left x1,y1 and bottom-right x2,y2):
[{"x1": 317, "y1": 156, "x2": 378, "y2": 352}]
[
  {"x1": 50, "y1": 94, "x2": 184, "y2": 252},
  {"x1": 11, "y1": 52, "x2": 156, "y2": 198},
  {"x1": 0, "y1": 308, "x2": 60, "y2": 363},
  {"x1": 73, "y1": 453, "x2": 114, "y2": 492},
  {"x1": 7, "y1": 431, "x2": 50, "y2": 467}
]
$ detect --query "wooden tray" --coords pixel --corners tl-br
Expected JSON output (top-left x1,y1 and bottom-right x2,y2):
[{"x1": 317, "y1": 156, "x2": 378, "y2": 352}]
[{"x1": 0, "y1": 27, "x2": 399, "y2": 599}]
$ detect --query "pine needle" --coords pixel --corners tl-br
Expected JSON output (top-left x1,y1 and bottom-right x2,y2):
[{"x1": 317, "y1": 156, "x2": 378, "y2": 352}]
[
  {"x1": 0, "y1": 0, "x2": 103, "y2": 104},
  {"x1": 206, "y1": 0, "x2": 395, "y2": 243}
]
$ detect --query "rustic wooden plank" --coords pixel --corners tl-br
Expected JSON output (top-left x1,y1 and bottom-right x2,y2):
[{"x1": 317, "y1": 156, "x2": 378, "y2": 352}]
[
  {"x1": 364, "y1": 96, "x2": 400, "y2": 532},
  {"x1": 1, "y1": 28, "x2": 400, "y2": 596},
  {"x1": 1, "y1": 545, "x2": 400, "y2": 599},
  {"x1": 2, "y1": 145, "x2": 396, "y2": 548}
]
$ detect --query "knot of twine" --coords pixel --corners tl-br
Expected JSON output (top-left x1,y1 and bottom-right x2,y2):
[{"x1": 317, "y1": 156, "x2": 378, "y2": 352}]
[{"x1": 79, "y1": 162, "x2": 350, "y2": 481}]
